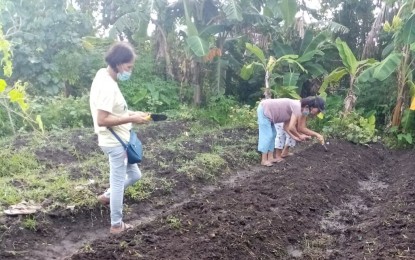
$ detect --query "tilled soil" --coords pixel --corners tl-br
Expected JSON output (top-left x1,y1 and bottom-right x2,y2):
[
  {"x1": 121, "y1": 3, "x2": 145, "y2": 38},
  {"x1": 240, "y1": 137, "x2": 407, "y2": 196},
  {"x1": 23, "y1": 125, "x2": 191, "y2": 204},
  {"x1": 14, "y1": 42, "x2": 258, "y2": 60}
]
[
  {"x1": 70, "y1": 140, "x2": 415, "y2": 260},
  {"x1": 1, "y1": 122, "x2": 415, "y2": 260}
]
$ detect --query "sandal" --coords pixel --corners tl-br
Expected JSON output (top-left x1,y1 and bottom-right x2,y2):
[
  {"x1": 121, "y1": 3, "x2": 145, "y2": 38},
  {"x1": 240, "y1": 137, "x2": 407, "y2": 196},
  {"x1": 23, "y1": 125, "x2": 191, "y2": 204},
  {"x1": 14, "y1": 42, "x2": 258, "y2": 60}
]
[{"x1": 110, "y1": 222, "x2": 133, "y2": 234}]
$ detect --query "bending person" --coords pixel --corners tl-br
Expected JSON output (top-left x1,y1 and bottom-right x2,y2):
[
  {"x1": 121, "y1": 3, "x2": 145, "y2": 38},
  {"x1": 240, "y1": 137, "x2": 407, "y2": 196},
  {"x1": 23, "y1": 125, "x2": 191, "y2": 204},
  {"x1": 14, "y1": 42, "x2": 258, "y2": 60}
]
[
  {"x1": 257, "y1": 98, "x2": 305, "y2": 167},
  {"x1": 274, "y1": 96, "x2": 326, "y2": 162}
]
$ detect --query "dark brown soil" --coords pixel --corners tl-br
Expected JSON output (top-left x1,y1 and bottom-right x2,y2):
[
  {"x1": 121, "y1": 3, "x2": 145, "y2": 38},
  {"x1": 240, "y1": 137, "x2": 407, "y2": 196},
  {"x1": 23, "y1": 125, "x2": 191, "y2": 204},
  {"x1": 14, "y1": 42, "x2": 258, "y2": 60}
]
[{"x1": 1, "y1": 121, "x2": 415, "y2": 260}]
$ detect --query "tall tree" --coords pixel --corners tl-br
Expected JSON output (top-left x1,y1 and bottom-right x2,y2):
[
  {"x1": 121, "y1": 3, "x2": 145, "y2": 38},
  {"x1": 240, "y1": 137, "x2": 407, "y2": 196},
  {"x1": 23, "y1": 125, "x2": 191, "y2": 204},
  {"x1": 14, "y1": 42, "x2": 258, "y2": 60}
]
[{"x1": 0, "y1": 0, "x2": 94, "y2": 95}]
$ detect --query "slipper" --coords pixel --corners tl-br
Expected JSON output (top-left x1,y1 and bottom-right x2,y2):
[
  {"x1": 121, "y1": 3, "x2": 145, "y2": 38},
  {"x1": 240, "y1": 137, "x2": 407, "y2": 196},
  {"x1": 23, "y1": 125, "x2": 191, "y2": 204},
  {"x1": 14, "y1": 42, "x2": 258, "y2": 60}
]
[
  {"x1": 281, "y1": 152, "x2": 294, "y2": 158},
  {"x1": 110, "y1": 222, "x2": 133, "y2": 234},
  {"x1": 271, "y1": 158, "x2": 284, "y2": 163},
  {"x1": 261, "y1": 162, "x2": 273, "y2": 167}
]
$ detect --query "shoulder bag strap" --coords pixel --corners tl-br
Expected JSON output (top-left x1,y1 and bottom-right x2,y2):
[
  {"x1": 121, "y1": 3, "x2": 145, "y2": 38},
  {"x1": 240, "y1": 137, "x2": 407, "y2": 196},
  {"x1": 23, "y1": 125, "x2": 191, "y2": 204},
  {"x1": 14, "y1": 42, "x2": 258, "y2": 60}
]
[{"x1": 107, "y1": 127, "x2": 128, "y2": 149}]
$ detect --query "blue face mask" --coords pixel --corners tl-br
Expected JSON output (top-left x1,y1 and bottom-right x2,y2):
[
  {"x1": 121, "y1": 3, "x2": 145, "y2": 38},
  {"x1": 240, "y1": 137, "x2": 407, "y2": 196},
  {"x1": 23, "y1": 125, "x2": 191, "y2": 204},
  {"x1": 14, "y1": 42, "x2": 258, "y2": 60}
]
[
  {"x1": 302, "y1": 109, "x2": 310, "y2": 116},
  {"x1": 117, "y1": 70, "x2": 132, "y2": 81}
]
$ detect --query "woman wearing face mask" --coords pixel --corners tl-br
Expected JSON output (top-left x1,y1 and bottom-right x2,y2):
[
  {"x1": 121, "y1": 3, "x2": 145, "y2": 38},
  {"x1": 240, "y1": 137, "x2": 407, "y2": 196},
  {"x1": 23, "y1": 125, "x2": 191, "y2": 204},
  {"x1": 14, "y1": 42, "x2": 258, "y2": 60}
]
[
  {"x1": 90, "y1": 42, "x2": 149, "y2": 234},
  {"x1": 273, "y1": 96, "x2": 325, "y2": 162}
]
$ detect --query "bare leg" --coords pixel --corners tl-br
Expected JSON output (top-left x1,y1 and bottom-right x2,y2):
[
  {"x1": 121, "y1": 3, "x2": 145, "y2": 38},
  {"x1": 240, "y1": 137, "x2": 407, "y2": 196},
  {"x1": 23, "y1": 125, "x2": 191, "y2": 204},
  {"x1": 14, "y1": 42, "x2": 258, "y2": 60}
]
[
  {"x1": 281, "y1": 145, "x2": 294, "y2": 157},
  {"x1": 261, "y1": 153, "x2": 273, "y2": 166},
  {"x1": 271, "y1": 149, "x2": 284, "y2": 163}
]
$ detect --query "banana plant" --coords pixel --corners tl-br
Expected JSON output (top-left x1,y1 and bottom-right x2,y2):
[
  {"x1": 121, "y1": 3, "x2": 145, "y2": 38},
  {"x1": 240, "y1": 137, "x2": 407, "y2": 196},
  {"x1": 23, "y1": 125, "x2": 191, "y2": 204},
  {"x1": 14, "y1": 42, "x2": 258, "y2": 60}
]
[
  {"x1": 357, "y1": 0, "x2": 415, "y2": 126},
  {"x1": 319, "y1": 38, "x2": 376, "y2": 113},
  {"x1": 240, "y1": 43, "x2": 306, "y2": 99}
]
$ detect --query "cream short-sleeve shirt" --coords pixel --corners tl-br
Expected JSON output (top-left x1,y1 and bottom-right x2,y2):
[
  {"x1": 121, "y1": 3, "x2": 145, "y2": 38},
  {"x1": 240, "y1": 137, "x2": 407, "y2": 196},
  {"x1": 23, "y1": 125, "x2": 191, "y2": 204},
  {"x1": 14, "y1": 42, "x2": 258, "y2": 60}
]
[{"x1": 90, "y1": 68, "x2": 131, "y2": 147}]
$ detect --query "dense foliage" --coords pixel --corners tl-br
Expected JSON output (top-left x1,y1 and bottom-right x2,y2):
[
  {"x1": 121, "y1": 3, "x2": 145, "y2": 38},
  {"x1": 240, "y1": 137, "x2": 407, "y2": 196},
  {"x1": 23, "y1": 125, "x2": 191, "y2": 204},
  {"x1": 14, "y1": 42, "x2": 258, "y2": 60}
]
[{"x1": 0, "y1": 0, "x2": 414, "y2": 146}]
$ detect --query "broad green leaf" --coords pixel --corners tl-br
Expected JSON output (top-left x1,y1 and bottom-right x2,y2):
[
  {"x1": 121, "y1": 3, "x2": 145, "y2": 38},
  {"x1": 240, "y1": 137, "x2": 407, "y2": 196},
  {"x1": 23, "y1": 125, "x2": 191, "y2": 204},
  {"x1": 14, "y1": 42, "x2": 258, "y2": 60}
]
[
  {"x1": 299, "y1": 30, "x2": 314, "y2": 53},
  {"x1": 223, "y1": 0, "x2": 242, "y2": 21},
  {"x1": 357, "y1": 64, "x2": 378, "y2": 83},
  {"x1": 335, "y1": 38, "x2": 357, "y2": 74},
  {"x1": 183, "y1": 0, "x2": 198, "y2": 36},
  {"x1": 373, "y1": 53, "x2": 402, "y2": 81},
  {"x1": 186, "y1": 36, "x2": 209, "y2": 57},
  {"x1": 283, "y1": 72, "x2": 300, "y2": 86},
  {"x1": 240, "y1": 63, "x2": 254, "y2": 80},
  {"x1": 411, "y1": 42, "x2": 415, "y2": 51},
  {"x1": 277, "y1": 55, "x2": 306, "y2": 72},
  {"x1": 246, "y1": 43, "x2": 266, "y2": 64},
  {"x1": 303, "y1": 31, "x2": 330, "y2": 55},
  {"x1": 297, "y1": 50, "x2": 324, "y2": 63},
  {"x1": 401, "y1": 14, "x2": 415, "y2": 44},
  {"x1": 0, "y1": 79, "x2": 6, "y2": 92},
  {"x1": 200, "y1": 25, "x2": 227, "y2": 37},
  {"x1": 266, "y1": 0, "x2": 280, "y2": 18},
  {"x1": 320, "y1": 68, "x2": 348, "y2": 93},
  {"x1": 280, "y1": 0, "x2": 297, "y2": 27},
  {"x1": 382, "y1": 43, "x2": 395, "y2": 58},
  {"x1": 303, "y1": 63, "x2": 327, "y2": 77},
  {"x1": 36, "y1": 115, "x2": 44, "y2": 133},
  {"x1": 272, "y1": 42, "x2": 294, "y2": 57}
]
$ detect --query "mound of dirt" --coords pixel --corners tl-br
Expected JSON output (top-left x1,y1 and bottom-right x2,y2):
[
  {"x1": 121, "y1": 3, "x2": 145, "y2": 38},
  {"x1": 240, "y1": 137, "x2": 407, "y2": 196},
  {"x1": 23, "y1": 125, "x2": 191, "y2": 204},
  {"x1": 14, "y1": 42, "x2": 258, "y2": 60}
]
[
  {"x1": 70, "y1": 140, "x2": 415, "y2": 259},
  {"x1": 2, "y1": 122, "x2": 415, "y2": 260}
]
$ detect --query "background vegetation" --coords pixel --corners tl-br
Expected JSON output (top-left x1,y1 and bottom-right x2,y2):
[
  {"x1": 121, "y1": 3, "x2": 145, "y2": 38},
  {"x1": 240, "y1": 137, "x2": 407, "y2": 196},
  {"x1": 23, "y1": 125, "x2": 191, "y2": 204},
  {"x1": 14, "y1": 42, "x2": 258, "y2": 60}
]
[{"x1": 0, "y1": 0, "x2": 414, "y2": 145}]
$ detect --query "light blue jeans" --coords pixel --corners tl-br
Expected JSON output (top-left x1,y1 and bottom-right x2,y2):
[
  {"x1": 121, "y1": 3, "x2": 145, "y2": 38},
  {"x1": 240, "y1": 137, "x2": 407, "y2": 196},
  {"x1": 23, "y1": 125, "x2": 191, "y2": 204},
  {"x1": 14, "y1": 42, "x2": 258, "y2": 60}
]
[
  {"x1": 100, "y1": 145, "x2": 141, "y2": 226},
  {"x1": 257, "y1": 104, "x2": 276, "y2": 153}
]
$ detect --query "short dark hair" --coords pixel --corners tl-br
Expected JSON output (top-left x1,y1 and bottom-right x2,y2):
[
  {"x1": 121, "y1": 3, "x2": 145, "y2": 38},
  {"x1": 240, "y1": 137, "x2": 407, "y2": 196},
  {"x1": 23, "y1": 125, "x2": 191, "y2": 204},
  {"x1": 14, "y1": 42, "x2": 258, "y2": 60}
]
[
  {"x1": 300, "y1": 96, "x2": 325, "y2": 112},
  {"x1": 105, "y1": 42, "x2": 136, "y2": 72}
]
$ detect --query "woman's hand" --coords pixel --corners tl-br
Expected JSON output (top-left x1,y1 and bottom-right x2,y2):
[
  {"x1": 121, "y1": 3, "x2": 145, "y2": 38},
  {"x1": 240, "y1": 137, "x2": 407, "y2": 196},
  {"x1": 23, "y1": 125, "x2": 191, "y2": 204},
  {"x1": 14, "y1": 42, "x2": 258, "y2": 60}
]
[
  {"x1": 315, "y1": 133, "x2": 325, "y2": 144},
  {"x1": 130, "y1": 113, "x2": 150, "y2": 124},
  {"x1": 299, "y1": 134, "x2": 311, "y2": 141}
]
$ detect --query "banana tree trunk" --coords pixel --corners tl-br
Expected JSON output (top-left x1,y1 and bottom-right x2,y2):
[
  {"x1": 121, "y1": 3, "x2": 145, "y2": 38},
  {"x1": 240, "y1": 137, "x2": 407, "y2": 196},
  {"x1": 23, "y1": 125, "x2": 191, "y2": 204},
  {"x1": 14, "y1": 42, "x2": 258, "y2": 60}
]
[
  {"x1": 264, "y1": 70, "x2": 271, "y2": 99},
  {"x1": 152, "y1": 19, "x2": 174, "y2": 80},
  {"x1": 191, "y1": 58, "x2": 202, "y2": 106},
  {"x1": 344, "y1": 76, "x2": 356, "y2": 114},
  {"x1": 391, "y1": 45, "x2": 411, "y2": 127}
]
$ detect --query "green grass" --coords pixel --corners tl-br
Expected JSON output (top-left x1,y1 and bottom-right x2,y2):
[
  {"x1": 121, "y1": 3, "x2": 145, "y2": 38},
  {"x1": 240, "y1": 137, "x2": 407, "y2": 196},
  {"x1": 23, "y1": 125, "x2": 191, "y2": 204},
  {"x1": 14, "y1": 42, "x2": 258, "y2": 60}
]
[
  {"x1": 178, "y1": 153, "x2": 227, "y2": 181},
  {"x1": 0, "y1": 115, "x2": 257, "y2": 218},
  {"x1": 125, "y1": 173, "x2": 175, "y2": 201}
]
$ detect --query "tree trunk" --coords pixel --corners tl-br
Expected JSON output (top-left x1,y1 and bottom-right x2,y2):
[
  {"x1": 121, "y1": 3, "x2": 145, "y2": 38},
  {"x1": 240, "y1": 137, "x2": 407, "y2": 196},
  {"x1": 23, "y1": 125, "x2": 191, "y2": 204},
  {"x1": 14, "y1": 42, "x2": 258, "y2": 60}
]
[
  {"x1": 343, "y1": 76, "x2": 356, "y2": 114},
  {"x1": 191, "y1": 58, "x2": 202, "y2": 106},
  {"x1": 391, "y1": 45, "x2": 411, "y2": 127},
  {"x1": 264, "y1": 70, "x2": 271, "y2": 99},
  {"x1": 152, "y1": 19, "x2": 174, "y2": 80}
]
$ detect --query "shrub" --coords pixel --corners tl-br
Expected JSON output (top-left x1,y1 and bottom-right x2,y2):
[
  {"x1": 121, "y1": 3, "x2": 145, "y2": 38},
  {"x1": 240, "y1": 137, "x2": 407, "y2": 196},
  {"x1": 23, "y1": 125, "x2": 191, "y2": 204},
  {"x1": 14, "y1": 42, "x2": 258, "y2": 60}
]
[
  {"x1": 322, "y1": 111, "x2": 379, "y2": 144},
  {"x1": 31, "y1": 95, "x2": 92, "y2": 130}
]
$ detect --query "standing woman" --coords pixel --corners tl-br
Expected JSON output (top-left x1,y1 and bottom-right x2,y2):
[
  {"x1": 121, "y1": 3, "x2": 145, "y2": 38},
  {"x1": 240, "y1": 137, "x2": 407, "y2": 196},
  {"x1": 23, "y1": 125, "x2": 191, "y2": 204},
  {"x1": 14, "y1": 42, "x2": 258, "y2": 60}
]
[{"x1": 90, "y1": 42, "x2": 149, "y2": 234}]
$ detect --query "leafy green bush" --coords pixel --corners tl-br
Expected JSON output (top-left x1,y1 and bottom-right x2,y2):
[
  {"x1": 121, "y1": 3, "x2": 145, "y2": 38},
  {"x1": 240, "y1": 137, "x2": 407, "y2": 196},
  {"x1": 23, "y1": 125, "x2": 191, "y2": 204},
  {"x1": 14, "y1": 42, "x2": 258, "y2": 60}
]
[
  {"x1": 200, "y1": 96, "x2": 256, "y2": 127},
  {"x1": 323, "y1": 111, "x2": 379, "y2": 144},
  {"x1": 383, "y1": 109, "x2": 415, "y2": 148},
  {"x1": 31, "y1": 95, "x2": 92, "y2": 130},
  {"x1": 119, "y1": 49, "x2": 180, "y2": 113}
]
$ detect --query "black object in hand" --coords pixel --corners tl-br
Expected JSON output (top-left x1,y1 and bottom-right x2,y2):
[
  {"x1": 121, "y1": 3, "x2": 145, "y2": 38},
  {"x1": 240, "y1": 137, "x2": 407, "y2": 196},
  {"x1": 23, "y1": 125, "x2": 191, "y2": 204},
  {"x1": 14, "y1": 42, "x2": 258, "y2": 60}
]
[{"x1": 150, "y1": 114, "x2": 167, "y2": 121}]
